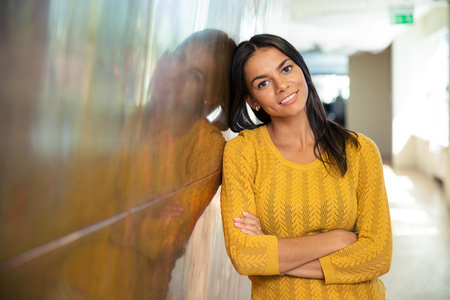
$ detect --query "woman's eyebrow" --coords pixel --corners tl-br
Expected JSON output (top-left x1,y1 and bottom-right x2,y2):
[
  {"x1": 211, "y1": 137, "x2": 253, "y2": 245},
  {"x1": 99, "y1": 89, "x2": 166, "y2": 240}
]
[
  {"x1": 251, "y1": 74, "x2": 267, "y2": 85},
  {"x1": 277, "y1": 59, "x2": 290, "y2": 71},
  {"x1": 250, "y1": 58, "x2": 291, "y2": 85}
]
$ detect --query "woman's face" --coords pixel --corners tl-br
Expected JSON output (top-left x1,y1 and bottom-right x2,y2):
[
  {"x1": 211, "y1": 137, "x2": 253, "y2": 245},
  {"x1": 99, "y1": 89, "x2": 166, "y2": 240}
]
[
  {"x1": 151, "y1": 42, "x2": 216, "y2": 116},
  {"x1": 244, "y1": 47, "x2": 308, "y2": 120}
]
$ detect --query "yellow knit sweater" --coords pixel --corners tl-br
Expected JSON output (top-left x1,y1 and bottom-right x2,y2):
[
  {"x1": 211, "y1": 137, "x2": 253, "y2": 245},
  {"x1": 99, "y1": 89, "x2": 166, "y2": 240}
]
[{"x1": 221, "y1": 125, "x2": 392, "y2": 300}]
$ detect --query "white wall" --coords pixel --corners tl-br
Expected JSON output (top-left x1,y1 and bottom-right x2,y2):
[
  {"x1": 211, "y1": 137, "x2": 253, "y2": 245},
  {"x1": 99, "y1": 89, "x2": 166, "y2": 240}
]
[
  {"x1": 347, "y1": 46, "x2": 392, "y2": 162},
  {"x1": 391, "y1": 6, "x2": 449, "y2": 203},
  {"x1": 447, "y1": 5, "x2": 450, "y2": 204}
]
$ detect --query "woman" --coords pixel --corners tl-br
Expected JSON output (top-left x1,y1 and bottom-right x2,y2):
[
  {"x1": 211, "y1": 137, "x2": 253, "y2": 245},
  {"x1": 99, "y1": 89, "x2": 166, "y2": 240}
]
[
  {"x1": 221, "y1": 34, "x2": 392, "y2": 299},
  {"x1": 61, "y1": 29, "x2": 236, "y2": 300}
]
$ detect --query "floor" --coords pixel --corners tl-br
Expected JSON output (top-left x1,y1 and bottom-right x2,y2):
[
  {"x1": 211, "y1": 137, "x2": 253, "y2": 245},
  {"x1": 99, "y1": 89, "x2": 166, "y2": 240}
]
[{"x1": 381, "y1": 166, "x2": 450, "y2": 300}]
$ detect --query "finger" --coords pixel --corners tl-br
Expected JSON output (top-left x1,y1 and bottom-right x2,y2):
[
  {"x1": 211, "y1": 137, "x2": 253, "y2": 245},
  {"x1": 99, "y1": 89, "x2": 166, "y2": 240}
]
[
  {"x1": 233, "y1": 217, "x2": 260, "y2": 229},
  {"x1": 234, "y1": 223, "x2": 259, "y2": 235},
  {"x1": 239, "y1": 228, "x2": 259, "y2": 236},
  {"x1": 242, "y1": 212, "x2": 263, "y2": 230},
  {"x1": 235, "y1": 212, "x2": 261, "y2": 227},
  {"x1": 161, "y1": 203, "x2": 184, "y2": 218},
  {"x1": 234, "y1": 221, "x2": 264, "y2": 235},
  {"x1": 242, "y1": 211, "x2": 259, "y2": 220},
  {"x1": 234, "y1": 212, "x2": 260, "y2": 224}
]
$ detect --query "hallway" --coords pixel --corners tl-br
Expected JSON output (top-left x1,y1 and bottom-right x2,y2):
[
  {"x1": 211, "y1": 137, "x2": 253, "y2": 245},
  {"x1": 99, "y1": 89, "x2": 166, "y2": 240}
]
[
  {"x1": 381, "y1": 166, "x2": 450, "y2": 299},
  {"x1": 1, "y1": 2, "x2": 449, "y2": 299}
]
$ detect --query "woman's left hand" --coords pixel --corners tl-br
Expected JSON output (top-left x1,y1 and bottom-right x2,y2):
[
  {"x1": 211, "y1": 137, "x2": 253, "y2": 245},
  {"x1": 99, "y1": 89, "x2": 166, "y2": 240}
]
[{"x1": 234, "y1": 212, "x2": 264, "y2": 235}]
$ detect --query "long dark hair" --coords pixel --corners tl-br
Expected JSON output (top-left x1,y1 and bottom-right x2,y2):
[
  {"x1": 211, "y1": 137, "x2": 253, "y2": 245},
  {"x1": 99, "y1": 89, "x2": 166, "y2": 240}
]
[
  {"x1": 176, "y1": 29, "x2": 237, "y2": 131},
  {"x1": 229, "y1": 34, "x2": 359, "y2": 176}
]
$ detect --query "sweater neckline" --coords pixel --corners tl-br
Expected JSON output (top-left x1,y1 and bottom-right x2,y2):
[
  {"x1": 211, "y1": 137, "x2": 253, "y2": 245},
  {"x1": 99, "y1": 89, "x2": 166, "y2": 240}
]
[{"x1": 259, "y1": 125, "x2": 323, "y2": 170}]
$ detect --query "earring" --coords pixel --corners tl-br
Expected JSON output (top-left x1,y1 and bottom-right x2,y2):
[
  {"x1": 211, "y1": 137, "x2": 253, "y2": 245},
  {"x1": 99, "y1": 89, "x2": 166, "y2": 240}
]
[{"x1": 255, "y1": 106, "x2": 260, "y2": 112}]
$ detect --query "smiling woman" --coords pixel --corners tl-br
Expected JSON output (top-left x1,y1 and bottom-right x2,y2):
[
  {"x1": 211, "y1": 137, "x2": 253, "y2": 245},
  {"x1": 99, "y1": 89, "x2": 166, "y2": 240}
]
[
  {"x1": 244, "y1": 47, "x2": 309, "y2": 121},
  {"x1": 221, "y1": 34, "x2": 393, "y2": 300}
]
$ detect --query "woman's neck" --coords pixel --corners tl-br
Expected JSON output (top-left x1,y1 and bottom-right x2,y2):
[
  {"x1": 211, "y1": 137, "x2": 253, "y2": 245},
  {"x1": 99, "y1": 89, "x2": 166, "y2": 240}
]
[{"x1": 267, "y1": 113, "x2": 315, "y2": 150}]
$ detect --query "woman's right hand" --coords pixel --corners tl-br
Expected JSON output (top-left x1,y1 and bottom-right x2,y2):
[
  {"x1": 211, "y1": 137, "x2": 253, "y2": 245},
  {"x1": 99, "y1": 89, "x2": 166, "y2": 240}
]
[{"x1": 234, "y1": 212, "x2": 264, "y2": 235}]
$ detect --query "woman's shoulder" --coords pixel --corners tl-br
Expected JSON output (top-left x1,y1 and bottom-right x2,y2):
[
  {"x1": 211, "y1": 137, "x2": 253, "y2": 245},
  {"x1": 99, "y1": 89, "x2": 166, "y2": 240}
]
[
  {"x1": 224, "y1": 127, "x2": 263, "y2": 155},
  {"x1": 351, "y1": 132, "x2": 381, "y2": 156},
  {"x1": 355, "y1": 132, "x2": 378, "y2": 147},
  {"x1": 227, "y1": 127, "x2": 263, "y2": 145}
]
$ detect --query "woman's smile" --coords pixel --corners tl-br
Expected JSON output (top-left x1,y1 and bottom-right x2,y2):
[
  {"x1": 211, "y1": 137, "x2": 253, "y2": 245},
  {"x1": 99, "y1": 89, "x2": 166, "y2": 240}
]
[{"x1": 280, "y1": 91, "x2": 298, "y2": 105}]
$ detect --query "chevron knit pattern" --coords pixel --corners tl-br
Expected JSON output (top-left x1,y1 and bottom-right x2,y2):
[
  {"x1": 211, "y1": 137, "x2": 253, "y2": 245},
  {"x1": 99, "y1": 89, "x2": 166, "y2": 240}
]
[{"x1": 221, "y1": 125, "x2": 392, "y2": 300}]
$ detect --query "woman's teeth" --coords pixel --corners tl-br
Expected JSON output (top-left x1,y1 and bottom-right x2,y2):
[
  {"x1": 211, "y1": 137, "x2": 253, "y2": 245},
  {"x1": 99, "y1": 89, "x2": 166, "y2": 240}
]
[{"x1": 281, "y1": 92, "x2": 296, "y2": 104}]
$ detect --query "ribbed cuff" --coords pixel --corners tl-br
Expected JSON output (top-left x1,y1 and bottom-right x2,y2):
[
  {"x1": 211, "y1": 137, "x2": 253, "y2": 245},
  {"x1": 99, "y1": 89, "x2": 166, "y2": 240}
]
[
  {"x1": 266, "y1": 235, "x2": 280, "y2": 275},
  {"x1": 319, "y1": 256, "x2": 337, "y2": 284}
]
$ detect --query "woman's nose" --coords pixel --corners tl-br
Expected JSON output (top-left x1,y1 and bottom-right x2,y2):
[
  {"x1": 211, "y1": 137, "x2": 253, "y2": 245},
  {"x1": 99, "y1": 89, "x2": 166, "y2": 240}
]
[
  {"x1": 274, "y1": 77, "x2": 289, "y2": 94},
  {"x1": 171, "y1": 60, "x2": 189, "y2": 84},
  {"x1": 154, "y1": 54, "x2": 182, "y2": 84}
]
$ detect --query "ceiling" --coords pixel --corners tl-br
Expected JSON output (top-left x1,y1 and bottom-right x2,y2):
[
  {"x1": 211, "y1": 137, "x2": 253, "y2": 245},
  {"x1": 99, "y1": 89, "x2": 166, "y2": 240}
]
[{"x1": 264, "y1": 0, "x2": 448, "y2": 55}]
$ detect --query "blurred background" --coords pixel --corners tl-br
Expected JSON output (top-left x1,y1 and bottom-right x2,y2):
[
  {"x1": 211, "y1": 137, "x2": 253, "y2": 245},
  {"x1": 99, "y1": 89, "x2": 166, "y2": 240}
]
[{"x1": 0, "y1": 0, "x2": 449, "y2": 299}]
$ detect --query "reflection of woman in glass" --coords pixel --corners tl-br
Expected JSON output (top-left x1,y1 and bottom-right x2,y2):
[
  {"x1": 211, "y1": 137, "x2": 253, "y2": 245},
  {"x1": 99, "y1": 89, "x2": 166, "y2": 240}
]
[
  {"x1": 119, "y1": 29, "x2": 235, "y2": 206},
  {"x1": 221, "y1": 34, "x2": 392, "y2": 299},
  {"x1": 62, "y1": 29, "x2": 236, "y2": 300},
  {"x1": 115, "y1": 29, "x2": 237, "y2": 299}
]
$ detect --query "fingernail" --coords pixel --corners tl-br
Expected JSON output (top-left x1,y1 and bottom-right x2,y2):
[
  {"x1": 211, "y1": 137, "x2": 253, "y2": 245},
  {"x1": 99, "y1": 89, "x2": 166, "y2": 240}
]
[
  {"x1": 235, "y1": 222, "x2": 241, "y2": 227},
  {"x1": 234, "y1": 217, "x2": 240, "y2": 221},
  {"x1": 243, "y1": 212, "x2": 249, "y2": 216}
]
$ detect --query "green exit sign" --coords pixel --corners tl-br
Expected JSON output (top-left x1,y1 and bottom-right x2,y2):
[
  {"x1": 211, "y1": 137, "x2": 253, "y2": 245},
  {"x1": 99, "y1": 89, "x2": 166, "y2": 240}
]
[
  {"x1": 390, "y1": 7, "x2": 414, "y2": 25},
  {"x1": 391, "y1": 13, "x2": 414, "y2": 24}
]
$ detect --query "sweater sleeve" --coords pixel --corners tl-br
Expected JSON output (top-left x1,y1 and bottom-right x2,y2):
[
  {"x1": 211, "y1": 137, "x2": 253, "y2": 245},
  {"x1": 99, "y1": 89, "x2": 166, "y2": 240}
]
[
  {"x1": 319, "y1": 136, "x2": 393, "y2": 284},
  {"x1": 220, "y1": 134, "x2": 280, "y2": 276}
]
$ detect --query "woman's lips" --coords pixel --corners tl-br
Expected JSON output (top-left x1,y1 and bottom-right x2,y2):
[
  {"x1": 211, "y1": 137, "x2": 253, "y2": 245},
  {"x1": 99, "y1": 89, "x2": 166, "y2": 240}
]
[{"x1": 280, "y1": 91, "x2": 298, "y2": 105}]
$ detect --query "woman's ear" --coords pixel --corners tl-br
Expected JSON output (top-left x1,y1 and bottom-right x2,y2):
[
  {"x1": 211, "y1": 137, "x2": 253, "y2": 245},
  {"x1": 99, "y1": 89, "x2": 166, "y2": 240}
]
[{"x1": 245, "y1": 96, "x2": 260, "y2": 111}]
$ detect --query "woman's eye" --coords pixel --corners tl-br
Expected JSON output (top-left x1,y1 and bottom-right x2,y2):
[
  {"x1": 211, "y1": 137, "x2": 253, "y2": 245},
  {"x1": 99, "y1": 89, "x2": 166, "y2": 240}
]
[
  {"x1": 282, "y1": 66, "x2": 292, "y2": 73},
  {"x1": 257, "y1": 81, "x2": 268, "y2": 89},
  {"x1": 190, "y1": 72, "x2": 201, "y2": 82}
]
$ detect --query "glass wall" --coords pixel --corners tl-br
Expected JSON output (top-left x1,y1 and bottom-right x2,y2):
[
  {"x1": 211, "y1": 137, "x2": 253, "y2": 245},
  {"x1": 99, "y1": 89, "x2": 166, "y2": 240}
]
[{"x1": 0, "y1": 0, "x2": 268, "y2": 299}]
